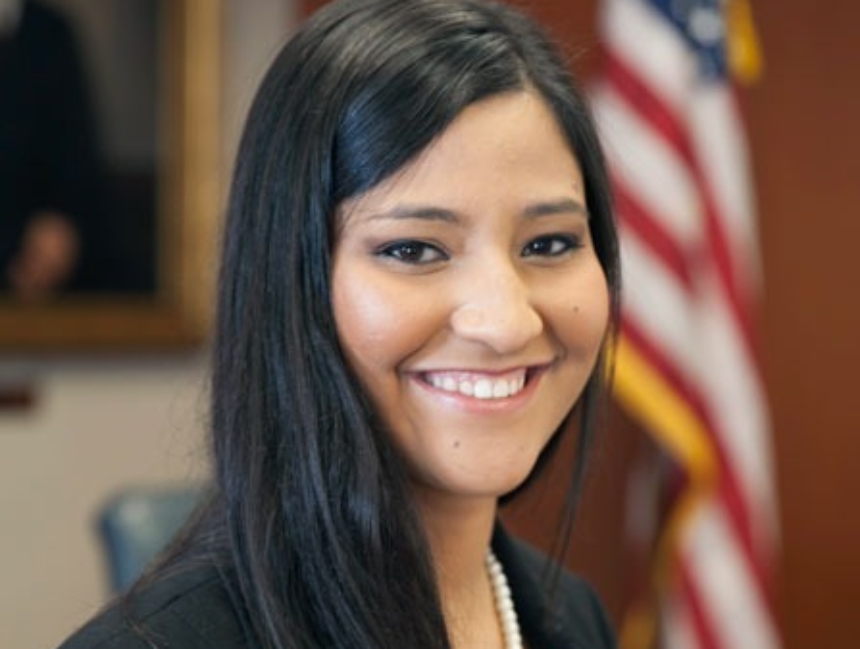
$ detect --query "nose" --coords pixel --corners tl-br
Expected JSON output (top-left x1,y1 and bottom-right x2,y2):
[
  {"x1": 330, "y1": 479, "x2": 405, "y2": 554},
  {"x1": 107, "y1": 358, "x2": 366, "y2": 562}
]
[{"x1": 449, "y1": 259, "x2": 543, "y2": 354}]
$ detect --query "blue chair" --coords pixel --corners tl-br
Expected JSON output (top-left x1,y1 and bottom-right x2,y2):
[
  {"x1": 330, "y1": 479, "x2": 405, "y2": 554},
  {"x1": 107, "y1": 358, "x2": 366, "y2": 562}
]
[{"x1": 97, "y1": 486, "x2": 202, "y2": 592}]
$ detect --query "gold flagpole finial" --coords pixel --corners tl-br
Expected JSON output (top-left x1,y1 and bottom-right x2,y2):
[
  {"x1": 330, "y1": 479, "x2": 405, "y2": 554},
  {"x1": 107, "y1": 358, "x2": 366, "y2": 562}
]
[{"x1": 726, "y1": 0, "x2": 764, "y2": 84}]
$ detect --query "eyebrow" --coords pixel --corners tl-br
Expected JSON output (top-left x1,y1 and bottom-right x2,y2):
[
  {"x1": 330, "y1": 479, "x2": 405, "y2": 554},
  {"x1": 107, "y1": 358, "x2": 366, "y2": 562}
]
[
  {"x1": 368, "y1": 206, "x2": 459, "y2": 223},
  {"x1": 523, "y1": 198, "x2": 588, "y2": 220},
  {"x1": 366, "y1": 198, "x2": 588, "y2": 224}
]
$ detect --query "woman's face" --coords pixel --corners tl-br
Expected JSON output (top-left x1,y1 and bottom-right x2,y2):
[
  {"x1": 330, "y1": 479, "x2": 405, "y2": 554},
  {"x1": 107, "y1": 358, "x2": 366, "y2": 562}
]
[{"x1": 332, "y1": 91, "x2": 609, "y2": 503}]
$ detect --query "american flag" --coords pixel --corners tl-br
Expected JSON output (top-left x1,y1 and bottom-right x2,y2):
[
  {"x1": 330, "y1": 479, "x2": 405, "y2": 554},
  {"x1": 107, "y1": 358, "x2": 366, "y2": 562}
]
[{"x1": 590, "y1": 1, "x2": 782, "y2": 648}]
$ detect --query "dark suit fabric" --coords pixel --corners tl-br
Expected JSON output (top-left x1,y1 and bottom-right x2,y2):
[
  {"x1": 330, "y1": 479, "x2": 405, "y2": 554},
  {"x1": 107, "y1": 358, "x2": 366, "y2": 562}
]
[{"x1": 58, "y1": 527, "x2": 616, "y2": 649}]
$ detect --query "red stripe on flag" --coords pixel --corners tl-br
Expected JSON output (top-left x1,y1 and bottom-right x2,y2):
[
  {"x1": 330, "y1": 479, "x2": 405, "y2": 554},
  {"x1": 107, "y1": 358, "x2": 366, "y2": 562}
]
[
  {"x1": 604, "y1": 52, "x2": 688, "y2": 156},
  {"x1": 614, "y1": 178, "x2": 695, "y2": 289},
  {"x1": 678, "y1": 558, "x2": 721, "y2": 649}
]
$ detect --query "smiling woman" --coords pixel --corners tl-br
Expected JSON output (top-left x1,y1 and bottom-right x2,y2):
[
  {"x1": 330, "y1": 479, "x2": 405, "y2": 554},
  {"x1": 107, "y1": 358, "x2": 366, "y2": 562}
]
[
  {"x1": 56, "y1": 1, "x2": 620, "y2": 648},
  {"x1": 0, "y1": 0, "x2": 219, "y2": 349}
]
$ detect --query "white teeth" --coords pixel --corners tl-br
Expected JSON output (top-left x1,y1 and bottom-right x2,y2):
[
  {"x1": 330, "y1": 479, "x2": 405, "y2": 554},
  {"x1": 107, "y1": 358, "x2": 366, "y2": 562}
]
[
  {"x1": 474, "y1": 379, "x2": 493, "y2": 399},
  {"x1": 492, "y1": 380, "x2": 508, "y2": 398},
  {"x1": 425, "y1": 371, "x2": 527, "y2": 400}
]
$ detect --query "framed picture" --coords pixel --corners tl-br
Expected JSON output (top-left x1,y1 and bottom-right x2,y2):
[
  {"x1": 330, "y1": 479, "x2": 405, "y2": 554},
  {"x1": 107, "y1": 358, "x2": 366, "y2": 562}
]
[{"x1": 0, "y1": 0, "x2": 220, "y2": 349}]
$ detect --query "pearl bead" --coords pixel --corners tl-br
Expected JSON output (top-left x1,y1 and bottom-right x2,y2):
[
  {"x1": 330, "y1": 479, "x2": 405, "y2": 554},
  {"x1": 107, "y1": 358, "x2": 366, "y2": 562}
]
[{"x1": 486, "y1": 550, "x2": 524, "y2": 649}]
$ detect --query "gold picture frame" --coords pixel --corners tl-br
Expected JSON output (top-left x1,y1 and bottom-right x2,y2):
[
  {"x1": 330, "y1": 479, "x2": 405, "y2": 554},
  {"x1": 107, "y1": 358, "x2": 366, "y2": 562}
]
[{"x1": 0, "y1": 0, "x2": 220, "y2": 350}]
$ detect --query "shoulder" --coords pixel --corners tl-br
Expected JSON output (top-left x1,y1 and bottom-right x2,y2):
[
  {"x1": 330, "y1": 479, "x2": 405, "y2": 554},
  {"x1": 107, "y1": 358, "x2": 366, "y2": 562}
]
[
  {"x1": 493, "y1": 527, "x2": 617, "y2": 649},
  {"x1": 56, "y1": 564, "x2": 252, "y2": 649}
]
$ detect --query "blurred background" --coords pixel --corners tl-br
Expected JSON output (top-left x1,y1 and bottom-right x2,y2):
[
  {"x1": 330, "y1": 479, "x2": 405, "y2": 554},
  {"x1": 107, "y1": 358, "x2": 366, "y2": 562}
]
[
  {"x1": 0, "y1": 0, "x2": 293, "y2": 646},
  {"x1": 1, "y1": 1, "x2": 857, "y2": 648}
]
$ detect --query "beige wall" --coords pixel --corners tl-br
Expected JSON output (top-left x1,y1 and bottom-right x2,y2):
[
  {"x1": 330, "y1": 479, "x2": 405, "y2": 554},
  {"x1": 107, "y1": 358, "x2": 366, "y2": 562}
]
[
  {"x1": 0, "y1": 356, "x2": 209, "y2": 649},
  {"x1": 0, "y1": 2, "x2": 295, "y2": 648}
]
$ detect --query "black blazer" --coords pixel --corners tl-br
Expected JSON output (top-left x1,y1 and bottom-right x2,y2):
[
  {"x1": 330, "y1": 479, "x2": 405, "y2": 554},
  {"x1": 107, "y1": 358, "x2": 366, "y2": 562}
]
[{"x1": 58, "y1": 527, "x2": 616, "y2": 649}]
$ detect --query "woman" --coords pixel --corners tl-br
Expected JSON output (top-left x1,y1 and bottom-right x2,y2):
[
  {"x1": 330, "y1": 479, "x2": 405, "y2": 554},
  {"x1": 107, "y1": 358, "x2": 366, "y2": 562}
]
[{"x1": 60, "y1": 0, "x2": 620, "y2": 647}]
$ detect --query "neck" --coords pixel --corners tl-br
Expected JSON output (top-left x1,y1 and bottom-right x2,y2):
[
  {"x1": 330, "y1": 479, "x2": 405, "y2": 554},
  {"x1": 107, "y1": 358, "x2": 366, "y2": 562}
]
[
  {"x1": 413, "y1": 490, "x2": 504, "y2": 647},
  {"x1": 417, "y1": 492, "x2": 496, "y2": 584}
]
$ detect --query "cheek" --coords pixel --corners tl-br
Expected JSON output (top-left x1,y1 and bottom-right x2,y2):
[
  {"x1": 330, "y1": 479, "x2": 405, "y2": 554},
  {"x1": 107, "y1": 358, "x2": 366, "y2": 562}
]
[
  {"x1": 333, "y1": 283, "x2": 389, "y2": 356},
  {"x1": 559, "y1": 264, "x2": 611, "y2": 357},
  {"x1": 332, "y1": 273, "x2": 393, "y2": 371},
  {"x1": 331, "y1": 270, "x2": 441, "y2": 378}
]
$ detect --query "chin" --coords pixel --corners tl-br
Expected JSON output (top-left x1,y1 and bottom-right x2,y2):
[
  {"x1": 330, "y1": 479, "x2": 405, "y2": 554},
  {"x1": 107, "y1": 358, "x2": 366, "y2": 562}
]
[{"x1": 437, "y1": 462, "x2": 541, "y2": 501}]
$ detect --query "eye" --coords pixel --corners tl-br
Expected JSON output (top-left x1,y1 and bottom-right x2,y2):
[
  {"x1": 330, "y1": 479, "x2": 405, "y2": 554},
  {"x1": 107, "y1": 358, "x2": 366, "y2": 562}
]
[
  {"x1": 521, "y1": 234, "x2": 581, "y2": 258},
  {"x1": 376, "y1": 239, "x2": 448, "y2": 265}
]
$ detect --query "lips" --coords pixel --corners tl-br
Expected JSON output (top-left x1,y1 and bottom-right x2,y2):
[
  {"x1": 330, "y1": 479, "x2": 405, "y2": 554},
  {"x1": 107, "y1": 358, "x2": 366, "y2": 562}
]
[{"x1": 419, "y1": 368, "x2": 530, "y2": 400}]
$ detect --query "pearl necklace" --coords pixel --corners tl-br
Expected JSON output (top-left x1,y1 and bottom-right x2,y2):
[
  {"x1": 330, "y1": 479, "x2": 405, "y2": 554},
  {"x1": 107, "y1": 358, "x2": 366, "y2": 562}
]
[{"x1": 486, "y1": 550, "x2": 524, "y2": 649}]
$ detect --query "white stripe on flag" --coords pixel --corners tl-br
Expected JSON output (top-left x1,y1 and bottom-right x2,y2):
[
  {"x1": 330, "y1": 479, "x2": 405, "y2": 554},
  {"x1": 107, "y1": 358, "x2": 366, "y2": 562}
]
[{"x1": 686, "y1": 83, "x2": 763, "y2": 287}]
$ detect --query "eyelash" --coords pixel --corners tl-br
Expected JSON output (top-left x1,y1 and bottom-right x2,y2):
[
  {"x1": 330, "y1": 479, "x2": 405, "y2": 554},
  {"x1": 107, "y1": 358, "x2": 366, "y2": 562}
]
[
  {"x1": 375, "y1": 240, "x2": 448, "y2": 265},
  {"x1": 375, "y1": 234, "x2": 582, "y2": 266},
  {"x1": 521, "y1": 234, "x2": 582, "y2": 258}
]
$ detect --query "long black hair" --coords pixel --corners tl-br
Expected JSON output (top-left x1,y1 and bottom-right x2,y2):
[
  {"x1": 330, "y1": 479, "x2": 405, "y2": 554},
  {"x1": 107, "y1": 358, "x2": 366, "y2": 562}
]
[{"x1": 208, "y1": 1, "x2": 620, "y2": 647}]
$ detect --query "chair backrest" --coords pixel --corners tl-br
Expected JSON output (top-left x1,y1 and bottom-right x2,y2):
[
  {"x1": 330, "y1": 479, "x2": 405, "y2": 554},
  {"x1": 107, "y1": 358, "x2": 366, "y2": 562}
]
[{"x1": 97, "y1": 486, "x2": 201, "y2": 592}]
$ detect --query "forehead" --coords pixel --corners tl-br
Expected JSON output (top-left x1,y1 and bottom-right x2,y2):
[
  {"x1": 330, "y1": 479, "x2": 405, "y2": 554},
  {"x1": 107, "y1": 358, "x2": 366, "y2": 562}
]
[{"x1": 339, "y1": 90, "x2": 584, "y2": 222}]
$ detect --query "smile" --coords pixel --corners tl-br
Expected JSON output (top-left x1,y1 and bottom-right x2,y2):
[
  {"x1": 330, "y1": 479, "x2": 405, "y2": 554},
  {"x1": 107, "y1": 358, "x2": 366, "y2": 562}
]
[{"x1": 419, "y1": 368, "x2": 531, "y2": 400}]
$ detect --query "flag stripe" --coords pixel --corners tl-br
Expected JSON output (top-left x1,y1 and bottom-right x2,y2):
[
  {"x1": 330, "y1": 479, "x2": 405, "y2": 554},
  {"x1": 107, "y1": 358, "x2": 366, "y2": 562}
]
[
  {"x1": 615, "y1": 182, "x2": 694, "y2": 289},
  {"x1": 684, "y1": 86, "x2": 761, "y2": 287},
  {"x1": 677, "y1": 561, "x2": 721, "y2": 649}
]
